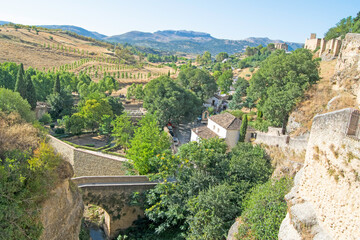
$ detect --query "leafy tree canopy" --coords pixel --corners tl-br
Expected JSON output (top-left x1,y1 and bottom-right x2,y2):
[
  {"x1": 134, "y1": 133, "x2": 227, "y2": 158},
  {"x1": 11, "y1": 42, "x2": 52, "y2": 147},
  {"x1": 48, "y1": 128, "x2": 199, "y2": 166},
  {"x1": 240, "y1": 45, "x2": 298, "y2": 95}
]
[
  {"x1": 325, "y1": 12, "x2": 360, "y2": 40},
  {"x1": 177, "y1": 68, "x2": 217, "y2": 101},
  {"x1": 248, "y1": 48, "x2": 319, "y2": 130},
  {"x1": 0, "y1": 88, "x2": 35, "y2": 122},
  {"x1": 126, "y1": 114, "x2": 171, "y2": 174},
  {"x1": 143, "y1": 76, "x2": 202, "y2": 126}
]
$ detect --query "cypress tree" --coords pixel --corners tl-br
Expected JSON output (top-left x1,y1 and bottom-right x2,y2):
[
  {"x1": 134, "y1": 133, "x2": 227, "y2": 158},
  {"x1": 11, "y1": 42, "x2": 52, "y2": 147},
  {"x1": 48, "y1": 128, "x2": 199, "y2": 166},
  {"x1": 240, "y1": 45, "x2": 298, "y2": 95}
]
[
  {"x1": 239, "y1": 114, "x2": 248, "y2": 142},
  {"x1": 25, "y1": 75, "x2": 37, "y2": 110},
  {"x1": 15, "y1": 63, "x2": 27, "y2": 99},
  {"x1": 54, "y1": 74, "x2": 61, "y2": 94}
]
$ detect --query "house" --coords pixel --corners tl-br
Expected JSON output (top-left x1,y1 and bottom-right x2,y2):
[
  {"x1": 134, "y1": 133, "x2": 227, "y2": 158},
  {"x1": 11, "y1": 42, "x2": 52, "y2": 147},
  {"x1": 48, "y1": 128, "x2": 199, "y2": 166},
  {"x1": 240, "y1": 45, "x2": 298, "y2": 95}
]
[
  {"x1": 191, "y1": 112, "x2": 241, "y2": 149},
  {"x1": 204, "y1": 94, "x2": 229, "y2": 113}
]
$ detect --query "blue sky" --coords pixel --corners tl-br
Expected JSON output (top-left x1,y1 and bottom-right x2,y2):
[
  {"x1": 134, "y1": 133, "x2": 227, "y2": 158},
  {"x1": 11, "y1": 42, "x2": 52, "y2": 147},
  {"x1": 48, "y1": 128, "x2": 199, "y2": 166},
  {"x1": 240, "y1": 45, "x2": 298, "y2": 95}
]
[{"x1": 1, "y1": 0, "x2": 359, "y2": 42}]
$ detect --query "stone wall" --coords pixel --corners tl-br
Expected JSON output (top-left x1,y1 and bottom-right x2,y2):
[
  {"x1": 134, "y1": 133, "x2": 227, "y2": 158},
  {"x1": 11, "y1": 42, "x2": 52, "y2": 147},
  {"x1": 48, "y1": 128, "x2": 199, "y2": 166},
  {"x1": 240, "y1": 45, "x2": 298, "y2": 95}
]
[
  {"x1": 304, "y1": 33, "x2": 342, "y2": 58},
  {"x1": 279, "y1": 108, "x2": 360, "y2": 239},
  {"x1": 48, "y1": 135, "x2": 127, "y2": 177},
  {"x1": 254, "y1": 130, "x2": 308, "y2": 152}
]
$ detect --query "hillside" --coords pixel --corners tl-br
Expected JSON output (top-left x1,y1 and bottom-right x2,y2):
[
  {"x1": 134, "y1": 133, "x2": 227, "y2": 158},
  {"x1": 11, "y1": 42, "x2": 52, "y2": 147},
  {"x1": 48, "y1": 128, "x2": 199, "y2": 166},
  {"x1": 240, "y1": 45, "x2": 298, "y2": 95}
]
[
  {"x1": 106, "y1": 30, "x2": 304, "y2": 55},
  {"x1": 0, "y1": 21, "x2": 303, "y2": 55},
  {"x1": 39, "y1": 25, "x2": 107, "y2": 40},
  {"x1": 0, "y1": 25, "x2": 175, "y2": 90}
]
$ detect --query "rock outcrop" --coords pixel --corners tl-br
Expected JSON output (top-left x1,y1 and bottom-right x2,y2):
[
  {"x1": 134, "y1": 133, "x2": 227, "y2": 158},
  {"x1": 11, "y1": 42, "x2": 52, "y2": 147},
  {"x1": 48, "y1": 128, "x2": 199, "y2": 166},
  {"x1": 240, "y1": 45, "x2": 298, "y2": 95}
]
[
  {"x1": 279, "y1": 108, "x2": 360, "y2": 239},
  {"x1": 40, "y1": 162, "x2": 84, "y2": 240},
  {"x1": 332, "y1": 33, "x2": 360, "y2": 104}
]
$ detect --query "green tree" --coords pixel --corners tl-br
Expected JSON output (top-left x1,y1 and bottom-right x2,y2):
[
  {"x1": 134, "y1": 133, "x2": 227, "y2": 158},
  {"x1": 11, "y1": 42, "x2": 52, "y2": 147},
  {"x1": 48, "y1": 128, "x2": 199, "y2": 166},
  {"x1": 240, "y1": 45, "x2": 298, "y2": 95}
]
[
  {"x1": 177, "y1": 68, "x2": 217, "y2": 101},
  {"x1": 78, "y1": 99, "x2": 113, "y2": 131},
  {"x1": 134, "y1": 84, "x2": 144, "y2": 100},
  {"x1": 237, "y1": 178, "x2": 292, "y2": 240},
  {"x1": 186, "y1": 183, "x2": 239, "y2": 240},
  {"x1": 0, "y1": 88, "x2": 35, "y2": 122},
  {"x1": 248, "y1": 48, "x2": 319, "y2": 132},
  {"x1": 143, "y1": 76, "x2": 202, "y2": 126},
  {"x1": 64, "y1": 114, "x2": 84, "y2": 135},
  {"x1": 24, "y1": 75, "x2": 37, "y2": 110},
  {"x1": 217, "y1": 69, "x2": 233, "y2": 93},
  {"x1": 14, "y1": 63, "x2": 27, "y2": 98},
  {"x1": 47, "y1": 89, "x2": 74, "y2": 120},
  {"x1": 107, "y1": 96, "x2": 124, "y2": 116},
  {"x1": 215, "y1": 52, "x2": 229, "y2": 62},
  {"x1": 53, "y1": 74, "x2": 61, "y2": 94},
  {"x1": 233, "y1": 78, "x2": 249, "y2": 97},
  {"x1": 112, "y1": 113, "x2": 135, "y2": 149},
  {"x1": 99, "y1": 115, "x2": 113, "y2": 135},
  {"x1": 239, "y1": 114, "x2": 248, "y2": 142},
  {"x1": 126, "y1": 114, "x2": 171, "y2": 174},
  {"x1": 202, "y1": 51, "x2": 212, "y2": 65}
]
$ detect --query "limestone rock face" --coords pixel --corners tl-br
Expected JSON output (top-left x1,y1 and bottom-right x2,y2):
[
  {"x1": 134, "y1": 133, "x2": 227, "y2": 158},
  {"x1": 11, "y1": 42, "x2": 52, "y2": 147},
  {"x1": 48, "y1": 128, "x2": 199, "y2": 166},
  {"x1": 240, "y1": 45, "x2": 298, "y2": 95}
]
[
  {"x1": 279, "y1": 108, "x2": 360, "y2": 240},
  {"x1": 226, "y1": 218, "x2": 241, "y2": 240},
  {"x1": 40, "y1": 173, "x2": 84, "y2": 240},
  {"x1": 335, "y1": 33, "x2": 360, "y2": 73}
]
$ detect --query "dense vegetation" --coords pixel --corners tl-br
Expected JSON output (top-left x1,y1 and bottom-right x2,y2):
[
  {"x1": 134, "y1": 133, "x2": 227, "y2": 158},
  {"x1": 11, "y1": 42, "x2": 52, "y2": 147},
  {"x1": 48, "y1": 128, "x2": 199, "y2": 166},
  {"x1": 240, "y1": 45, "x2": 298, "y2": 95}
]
[
  {"x1": 0, "y1": 110, "x2": 68, "y2": 239},
  {"x1": 325, "y1": 11, "x2": 360, "y2": 40},
  {"x1": 116, "y1": 139, "x2": 289, "y2": 240}
]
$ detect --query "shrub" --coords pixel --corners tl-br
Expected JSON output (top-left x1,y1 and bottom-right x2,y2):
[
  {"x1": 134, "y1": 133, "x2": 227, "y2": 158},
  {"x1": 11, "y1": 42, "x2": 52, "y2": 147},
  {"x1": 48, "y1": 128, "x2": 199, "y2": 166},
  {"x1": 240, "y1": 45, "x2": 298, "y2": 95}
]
[
  {"x1": 237, "y1": 178, "x2": 292, "y2": 240},
  {"x1": 50, "y1": 123, "x2": 55, "y2": 129},
  {"x1": 0, "y1": 88, "x2": 35, "y2": 122},
  {"x1": 39, "y1": 113, "x2": 52, "y2": 124},
  {"x1": 249, "y1": 67, "x2": 255, "y2": 72},
  {"x1": 54, "y1": 128, "x2": 65, "y2": 134}
]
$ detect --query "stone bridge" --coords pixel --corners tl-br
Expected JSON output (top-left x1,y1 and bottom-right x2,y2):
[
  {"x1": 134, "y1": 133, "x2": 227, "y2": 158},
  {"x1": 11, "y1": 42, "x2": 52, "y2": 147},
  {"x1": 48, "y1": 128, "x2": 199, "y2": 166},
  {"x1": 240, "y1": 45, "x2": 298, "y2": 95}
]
[
  {"x1": 72, "y1": 176, "x2": 157, "y2": 239},
  {"x1": 48, "y1": 136, "x2": 160, "y2": 238}
]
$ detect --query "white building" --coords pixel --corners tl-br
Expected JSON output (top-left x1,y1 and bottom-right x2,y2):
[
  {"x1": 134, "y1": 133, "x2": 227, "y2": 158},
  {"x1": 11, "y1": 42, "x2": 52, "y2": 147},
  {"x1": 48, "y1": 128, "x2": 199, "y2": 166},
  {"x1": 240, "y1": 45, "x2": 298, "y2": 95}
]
[{"x1": 191, "y1": 112, "x2": 241, "y2": 149}]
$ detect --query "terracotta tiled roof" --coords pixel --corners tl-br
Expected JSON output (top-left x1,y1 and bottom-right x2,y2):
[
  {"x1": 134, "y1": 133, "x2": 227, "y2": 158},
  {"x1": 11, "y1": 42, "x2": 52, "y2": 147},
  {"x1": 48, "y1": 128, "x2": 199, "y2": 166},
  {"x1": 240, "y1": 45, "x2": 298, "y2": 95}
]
[
  {"x1": 192, "y1": 126, "x2": 219, "y2": 139},
  {"x1": 209, "y1": 112, "x2": 241, "y2": 130}
]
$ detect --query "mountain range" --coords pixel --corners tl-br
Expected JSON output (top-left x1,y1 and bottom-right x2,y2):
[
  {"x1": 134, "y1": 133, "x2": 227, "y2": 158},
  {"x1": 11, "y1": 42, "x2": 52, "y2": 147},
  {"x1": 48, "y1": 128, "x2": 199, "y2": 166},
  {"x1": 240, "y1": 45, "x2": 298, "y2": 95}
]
[{"x1": 0, "y1": 22, "x2": 304, "y2": 55}]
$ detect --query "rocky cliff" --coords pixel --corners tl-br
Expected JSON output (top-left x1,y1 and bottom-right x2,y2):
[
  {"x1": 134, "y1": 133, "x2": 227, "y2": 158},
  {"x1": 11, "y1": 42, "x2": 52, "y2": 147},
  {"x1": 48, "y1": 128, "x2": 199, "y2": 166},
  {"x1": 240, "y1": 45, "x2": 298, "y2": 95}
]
[
  {"x1": 278, "y1": 109, "x2": 360, "y2": 240},
  {"x1": 40, "y1": 161, "x2": 84, "y2": 240},
  {"x1": 279, "y1": 34, "x2": 360, "y2": 240},
  {"x1": 332, "y1": 33, "x2": 360, "y2": 104}
]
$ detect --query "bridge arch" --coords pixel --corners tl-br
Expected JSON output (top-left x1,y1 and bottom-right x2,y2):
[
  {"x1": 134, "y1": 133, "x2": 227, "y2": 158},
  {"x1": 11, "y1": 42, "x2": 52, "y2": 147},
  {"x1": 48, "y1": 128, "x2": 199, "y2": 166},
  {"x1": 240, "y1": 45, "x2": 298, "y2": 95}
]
[{"x1": 72, "y1": 176, "x2": 157, "y2": 238}]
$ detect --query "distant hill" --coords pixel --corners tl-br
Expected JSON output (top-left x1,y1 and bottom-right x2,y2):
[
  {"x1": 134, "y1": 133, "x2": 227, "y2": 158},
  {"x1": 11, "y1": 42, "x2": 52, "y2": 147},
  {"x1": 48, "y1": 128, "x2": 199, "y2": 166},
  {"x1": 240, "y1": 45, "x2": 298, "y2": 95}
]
[
  {"x1": 39, "y1": 25, "x2": 107, "y2": 40},
  {"x1": 106, "y1": 30, "x2": 304, "y2": 55},
  {"x1": 0, "y1": 21, "x2": 303, "y2": 55},
  {"x1": 0, "y1": 21, "x2": 10, "y2": 25}
]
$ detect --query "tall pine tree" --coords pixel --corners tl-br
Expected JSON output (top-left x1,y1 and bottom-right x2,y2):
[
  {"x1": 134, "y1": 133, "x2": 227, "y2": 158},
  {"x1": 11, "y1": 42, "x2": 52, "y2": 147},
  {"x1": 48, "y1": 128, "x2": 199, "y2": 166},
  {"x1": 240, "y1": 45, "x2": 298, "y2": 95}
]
[
  {"x1": 25, "y1": 75, "x2": 37, "y2": 110},
  {"x1": 15, "y1": 63, "x2": 27, "y2": 99},
  {"x1": 54, "y1": 74, "x2": 61, "y2": 94},
  {"x1": 239, "y1": 114, "x2": 248, "y2": 142}
]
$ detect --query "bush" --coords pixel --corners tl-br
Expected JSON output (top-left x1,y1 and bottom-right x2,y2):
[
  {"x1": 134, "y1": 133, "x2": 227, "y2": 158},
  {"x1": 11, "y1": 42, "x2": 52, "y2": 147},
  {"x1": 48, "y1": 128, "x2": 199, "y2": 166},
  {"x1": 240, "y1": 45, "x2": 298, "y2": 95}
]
[
  {"x1": 0, "y1": 88, "x2": 35, "y2": 122},
  {"x1": 249, "y1": 67, "x2": 255, "y2": 72},
  {"x1": 237, "y1": 178, "x2": 292, "y2": 240},
  {"x1": 245, "y1": 74, "x2": 251, "y2": 77},
  {"x1": 50, "y1": 123, "x2": 55, "y2": 129},
  {"x1": 54, "y1": 128, "x2": 65, "y2": 134},
  {"x1": 39, "y1": 113, "x2": 52, "y2": 124},
  {"x1": 248, "y1": 119, "x2": 272, "y2": 132}
]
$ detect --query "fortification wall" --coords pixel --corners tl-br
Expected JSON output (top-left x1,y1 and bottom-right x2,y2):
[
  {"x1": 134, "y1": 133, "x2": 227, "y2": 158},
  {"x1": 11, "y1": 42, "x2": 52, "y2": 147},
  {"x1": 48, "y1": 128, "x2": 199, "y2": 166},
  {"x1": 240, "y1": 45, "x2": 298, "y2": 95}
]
[
  {"x1": 304, "y1": 38, "x2": 321, "y2": 51},
  {"x1": 254, "y1": 132, "x2": 308, "y2": 152},
  {"x1": 279, "y1": 108, "x2": 360, "y2": 240},
  {"x1": 48, "y1": 135, "x2": 127, "y2": 177}
]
